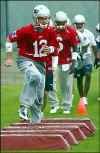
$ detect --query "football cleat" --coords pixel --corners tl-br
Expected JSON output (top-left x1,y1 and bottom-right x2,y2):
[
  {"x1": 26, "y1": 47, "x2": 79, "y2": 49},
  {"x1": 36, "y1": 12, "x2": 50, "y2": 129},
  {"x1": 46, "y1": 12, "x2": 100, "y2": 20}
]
[
  {"x1": 63, "y1": 110, "x2": 70, "y2": 114},
  {"x1": 19, "y1": 105, "x2": 28, "y2": 120},
  {"x1": 82, "y1": 97, "x2": 88, "y2": 105},
  {"x1": 49, "y1": 106, "x2": 59, "y2": 114}
]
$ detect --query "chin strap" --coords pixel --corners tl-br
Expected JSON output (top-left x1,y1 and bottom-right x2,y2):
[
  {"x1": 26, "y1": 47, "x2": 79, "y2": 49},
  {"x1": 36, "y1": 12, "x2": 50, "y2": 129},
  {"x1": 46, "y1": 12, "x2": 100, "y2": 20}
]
[{"x1": 40, "y1": 23, "x2": 48, "y2": 29}]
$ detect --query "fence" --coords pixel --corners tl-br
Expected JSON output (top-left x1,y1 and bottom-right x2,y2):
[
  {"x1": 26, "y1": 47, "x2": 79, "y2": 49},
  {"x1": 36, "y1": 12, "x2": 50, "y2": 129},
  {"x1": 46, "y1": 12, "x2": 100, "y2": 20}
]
[{"x1": 1, "y1": 0, "x2": 99, "y2": 46}]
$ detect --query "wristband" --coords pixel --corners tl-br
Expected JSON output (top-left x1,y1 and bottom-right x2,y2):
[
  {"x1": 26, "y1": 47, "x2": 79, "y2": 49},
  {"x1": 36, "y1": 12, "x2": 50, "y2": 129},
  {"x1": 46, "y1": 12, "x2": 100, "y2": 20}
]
[
  {"x1": 72, "y1": 52, "x2": 78, "y2": 60},
  {"x1": 52, "y1": 56, "x2": 58, "y2": 68},
  {"x1": 6, "y1": 42, "x2": 13, "y2": 52},
  {"x1": 49, "y1": 46, "x2": 55, "y2": 53}
]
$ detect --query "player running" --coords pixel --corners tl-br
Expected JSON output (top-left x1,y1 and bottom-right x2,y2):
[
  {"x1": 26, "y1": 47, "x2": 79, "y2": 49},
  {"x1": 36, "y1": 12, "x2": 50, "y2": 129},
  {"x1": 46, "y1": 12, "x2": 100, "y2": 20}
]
[
  {"x1": 5, "y1": 5, "x2": 58, "y2": 123},
  {"x1": 48, "y1": 11, "x2": 80, "y2": 114},
  {"x1": 72, "y1": 14, "x2": 98, "y2": 105}
]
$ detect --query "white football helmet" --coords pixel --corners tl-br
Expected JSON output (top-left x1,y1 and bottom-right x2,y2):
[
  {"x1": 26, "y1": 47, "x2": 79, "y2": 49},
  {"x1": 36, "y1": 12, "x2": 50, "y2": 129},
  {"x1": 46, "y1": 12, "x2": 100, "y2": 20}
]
[
  {"x1": 32, "y1": 5, "x2": 50, "y2": 29},
  {"x1": 54, "y1": 11, "x2": 68, "y2": 30},
  {"x1": 73, "y1": 14, "x2": 86, "y2": 31},
  {"x1": 96, "y1": 23, "x2": 100, "y2": 32}
]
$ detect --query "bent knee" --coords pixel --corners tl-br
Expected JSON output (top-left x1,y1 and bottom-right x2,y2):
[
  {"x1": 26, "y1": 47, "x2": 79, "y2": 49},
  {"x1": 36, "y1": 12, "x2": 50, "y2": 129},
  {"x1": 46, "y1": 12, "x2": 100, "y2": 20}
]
[{"x1": 25, "y1": 69, "x2": 41, "y2": 84}]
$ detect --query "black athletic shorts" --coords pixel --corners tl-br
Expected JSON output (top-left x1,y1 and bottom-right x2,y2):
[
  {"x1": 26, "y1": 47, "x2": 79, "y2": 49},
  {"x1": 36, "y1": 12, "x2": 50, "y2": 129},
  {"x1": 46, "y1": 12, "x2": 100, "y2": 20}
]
[
  {"x1": 45, "y1": 72, "x2": 53, "y2": 91},
  {"x1": 74, "y1": 64, "x2": 92, "y2": 78}
]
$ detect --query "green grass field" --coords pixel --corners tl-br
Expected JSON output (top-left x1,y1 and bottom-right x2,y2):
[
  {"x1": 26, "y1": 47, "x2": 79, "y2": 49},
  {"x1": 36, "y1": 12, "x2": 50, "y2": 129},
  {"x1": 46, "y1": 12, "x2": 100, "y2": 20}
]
[{"x1": 1, "y1": 49, "x2": 100, "y2": 153}]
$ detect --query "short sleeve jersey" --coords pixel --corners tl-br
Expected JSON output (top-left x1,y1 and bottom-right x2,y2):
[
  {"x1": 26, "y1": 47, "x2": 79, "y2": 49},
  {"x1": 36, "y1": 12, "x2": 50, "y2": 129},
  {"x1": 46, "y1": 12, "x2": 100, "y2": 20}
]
[
  {"x1": 56, "y1": 26, "x2": 79, "y2": 65},
  {"x1": 9, "y1": 24, "x2": 58, "y2": 62}
]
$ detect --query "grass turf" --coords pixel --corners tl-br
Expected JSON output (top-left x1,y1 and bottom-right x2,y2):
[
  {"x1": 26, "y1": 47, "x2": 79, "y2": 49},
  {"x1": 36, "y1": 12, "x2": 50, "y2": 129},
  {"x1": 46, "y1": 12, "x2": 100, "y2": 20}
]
[{"x1": 1, "y1": 49, "x2": 100, "y2": 152}]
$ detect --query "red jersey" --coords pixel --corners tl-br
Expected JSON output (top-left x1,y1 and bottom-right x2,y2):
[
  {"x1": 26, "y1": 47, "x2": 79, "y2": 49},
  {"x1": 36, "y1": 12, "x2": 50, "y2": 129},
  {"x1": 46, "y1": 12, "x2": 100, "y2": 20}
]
[
  {"x1": 56, "y1": 26, "x2": 79, "y2": 65},
  {"x1": 9, "y1": 24, "x2": 58, "y2": 62}
]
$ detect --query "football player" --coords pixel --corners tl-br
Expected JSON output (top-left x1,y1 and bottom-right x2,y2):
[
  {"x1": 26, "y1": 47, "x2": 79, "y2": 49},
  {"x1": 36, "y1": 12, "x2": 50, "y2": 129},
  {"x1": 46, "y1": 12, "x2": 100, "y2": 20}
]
[
  {"x1": 95, "y1": 23, "x2": 100, "y2": 68},
  {"x1": 48, "y1": 11, "x2": 79, "y2": 114},
  {"x1": 73, "y1": 14, "x2": 97, "y2": 105},
  {"x1": 41, "y1": 20, "x2": 59, "y2": 114},
  {"x1": 95, "y1": 23, "x2": 100, "y2": 100},
  {"x1": 41, "y1": 14, "x2": 72, "y2": 114},
  {"x1": 5, "y1": 5, "x2": 58, "y2": 123}
]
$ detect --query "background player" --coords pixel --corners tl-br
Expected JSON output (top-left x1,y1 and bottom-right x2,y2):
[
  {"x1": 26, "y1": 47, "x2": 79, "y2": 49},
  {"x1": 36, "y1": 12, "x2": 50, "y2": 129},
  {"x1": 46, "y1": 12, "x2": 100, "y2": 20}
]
[
  {"x1": 73, "y1": 14, "x2": 98, "y2": 105},
  {"x1": 49, "y1": 11, "x2": 79, "y2": 114},
  {"x1": 41, "y1": 19, "x2": 59, "y2": 114},
  {"x1": 95, "y1": 23, "x2": 100, "y2": 100},
  {"x1": 94, "y1": 23, "x2": 100, "y2": 68}
]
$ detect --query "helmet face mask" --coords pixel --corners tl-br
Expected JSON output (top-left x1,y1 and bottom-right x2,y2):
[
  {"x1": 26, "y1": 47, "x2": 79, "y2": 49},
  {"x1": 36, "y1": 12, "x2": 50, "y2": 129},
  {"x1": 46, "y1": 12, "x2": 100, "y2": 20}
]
[
  {"x1": 36, "y1": 16, "x2": 50, "y2": 29},
  {"x1": 73, "y1": 23, "x2": 85, "y2": 31},
  {"x1": 32, "y1": 5, "x2": 50, "y2": 29},
  {"x1": 54, "y1": 11, "x2": 68, "y2": 30},
  {"x1": 73, "y1": 14, "x2": 86, "y2": 31},
  {"x1": 55, "y1": 20, "x2": 67, "y2": 30}
]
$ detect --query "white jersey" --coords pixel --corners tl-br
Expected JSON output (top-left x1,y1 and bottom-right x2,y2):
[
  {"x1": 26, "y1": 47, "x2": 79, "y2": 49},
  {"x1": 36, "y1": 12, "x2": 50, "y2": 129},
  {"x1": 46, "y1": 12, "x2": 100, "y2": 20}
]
[
  {"x1": 76, "y1": 29, "x2": 96, "y2": 69},
  {"x1": 95, "y1": 33, "x2": 100, "y2": 50}
]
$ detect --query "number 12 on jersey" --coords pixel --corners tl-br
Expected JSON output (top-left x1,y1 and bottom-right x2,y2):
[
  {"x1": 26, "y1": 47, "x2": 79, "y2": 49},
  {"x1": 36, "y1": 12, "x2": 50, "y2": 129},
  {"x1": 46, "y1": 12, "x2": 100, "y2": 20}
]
[{"x1": 33, "y1": 40, "x2": 47, "y2": 57}]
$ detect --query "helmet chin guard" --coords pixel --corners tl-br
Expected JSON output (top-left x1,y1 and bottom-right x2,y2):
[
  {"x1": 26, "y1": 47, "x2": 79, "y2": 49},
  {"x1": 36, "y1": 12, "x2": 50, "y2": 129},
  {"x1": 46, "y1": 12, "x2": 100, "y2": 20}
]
[{"x1": 74, "y1": 23, "x2": 85, "y2": 32}]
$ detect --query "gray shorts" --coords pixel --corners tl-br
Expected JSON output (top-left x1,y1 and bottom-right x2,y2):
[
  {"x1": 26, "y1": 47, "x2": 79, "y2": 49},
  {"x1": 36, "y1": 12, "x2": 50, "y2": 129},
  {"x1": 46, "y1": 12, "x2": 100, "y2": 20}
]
[{"x1": 16, "y1": 56, "x2": 46, "y2": 74}]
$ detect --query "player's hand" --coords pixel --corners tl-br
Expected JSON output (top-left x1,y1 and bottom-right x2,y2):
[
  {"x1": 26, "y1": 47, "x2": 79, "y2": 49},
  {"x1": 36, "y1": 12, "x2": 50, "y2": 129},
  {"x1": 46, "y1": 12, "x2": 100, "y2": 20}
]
[
  {"x1": 69, "y1": 60, "x2": 76, "y2": 74},
  {"x1": 4, "y1": 59, "x2": 13, "y2": 67},
  {"x1": 94, "y1": 58, "x2": 100, "y2": 69},
  {"x1": 69, "y1": 64, "x2": 75, "y2": 74},
  {"x1": 41, "y1": 45, "x2": 50, "y2": 54},
  {"x1": 79, "y1": 52, "x2": 84, "y2": 60}
]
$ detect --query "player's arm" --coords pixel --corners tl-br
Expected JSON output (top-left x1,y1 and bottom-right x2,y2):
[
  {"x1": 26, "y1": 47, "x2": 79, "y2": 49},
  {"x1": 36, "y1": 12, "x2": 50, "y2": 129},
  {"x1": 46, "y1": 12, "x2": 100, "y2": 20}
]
[
  {"x1": 69, "y1": 29, "x2": 80, "y2": 60},
  {"x1": 5, "y1": 27, "x2": 25, "y2": 67},
  {"x1": 69, "y1": 45, "x2": 79, "y2": 74},
  {"x1": 92, "y1": 45, "x2": 100, "y2": 69},
  {"x1": 78, "y1": 32, "x2": 90, "y2": 58},
  {"x1": 52, "y1": 56, "x2": 58, "y2": 71},
  {"x1": 42, "y1": 27, "x2": 59, "y2": 55},
  {"x1": 41, "y1": 45, "x2": 56, "y2": 54},
  {"x1": 80, "y1": 44, "x2": 89, "y2": 57},
  {"x1": 90, "y1": 32, "x2": 100, "y2": 68},
  {"x1": 5, "y1": 36, "x2": 14, "y2": 67},
  {"x1": 51, "y1": 44, "x2": 59, "y2": 72}
]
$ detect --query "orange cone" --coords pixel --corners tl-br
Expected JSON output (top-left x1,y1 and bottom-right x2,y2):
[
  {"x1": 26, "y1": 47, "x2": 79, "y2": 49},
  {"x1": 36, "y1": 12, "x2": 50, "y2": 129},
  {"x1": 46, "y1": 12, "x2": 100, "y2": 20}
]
[{"x1": 77, "y1": 97, "x2": 87, "y2": 115}]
